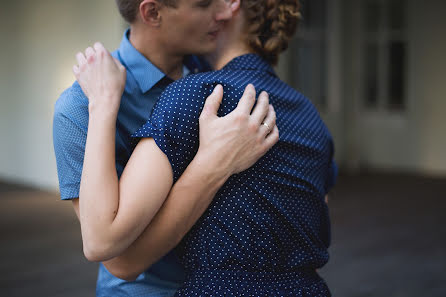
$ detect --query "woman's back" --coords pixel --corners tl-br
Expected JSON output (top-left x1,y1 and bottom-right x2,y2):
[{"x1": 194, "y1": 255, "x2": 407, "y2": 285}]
[{"x1": 134, "y1": 54, "x2": 335, "y2": 296}]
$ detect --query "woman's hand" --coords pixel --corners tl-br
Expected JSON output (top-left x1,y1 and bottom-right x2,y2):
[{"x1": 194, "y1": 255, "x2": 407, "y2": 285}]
[{"x1": 73, "y1": 42, "x2": 126, "y2": 118}]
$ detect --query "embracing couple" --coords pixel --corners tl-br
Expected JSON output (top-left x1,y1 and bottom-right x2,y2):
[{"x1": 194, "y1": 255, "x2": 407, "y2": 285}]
[{"x1": 53, "y1": 0, "x2": 336, "y2": 296}]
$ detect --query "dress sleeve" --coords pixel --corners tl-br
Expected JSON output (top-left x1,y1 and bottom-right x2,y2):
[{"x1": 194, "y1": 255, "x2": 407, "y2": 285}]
[
  {"x1": 324, "y1": 140, "x2": 338, "y2": 194},
  {"x1": 132, "y1": 77, "x2": 215, "y2": 182},
  {"x1": 325, "y1": 160, "x2": 338, "y2": 194}
]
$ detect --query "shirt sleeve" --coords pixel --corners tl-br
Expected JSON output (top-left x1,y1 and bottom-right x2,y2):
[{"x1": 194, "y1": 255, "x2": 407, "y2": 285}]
[
  {"x1": 132, "y1": 77, "x2": 215, "y2": 183},
  {"x1": 52, "y1": 88, "x2": 89, "y2": 200}
]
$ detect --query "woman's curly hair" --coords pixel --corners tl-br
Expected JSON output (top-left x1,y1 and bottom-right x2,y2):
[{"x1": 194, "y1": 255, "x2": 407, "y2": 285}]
[{"x1": 242, "y1": 0, "x2": 301, "y2": 65}]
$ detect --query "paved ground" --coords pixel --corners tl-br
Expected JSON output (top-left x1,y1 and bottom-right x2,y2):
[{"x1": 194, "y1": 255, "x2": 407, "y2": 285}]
[
  {"x1": 0, "y1": 184, "x2": 97, "y2": 297},
  {"x1": 1, "y1": 173, "x2": 445, "y2": 297},
  {"x1": 321, "y1": 173, "x2": 446, "y2": 297}
]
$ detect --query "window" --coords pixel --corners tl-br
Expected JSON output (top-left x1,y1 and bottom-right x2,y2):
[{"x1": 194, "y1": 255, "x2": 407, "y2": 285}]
[
  {"x1": 287, "y1": 0, "x2": 328, "y2": 109},
  {"x1": 361, "y1": 0, "x2": 408, "y2": 111}
]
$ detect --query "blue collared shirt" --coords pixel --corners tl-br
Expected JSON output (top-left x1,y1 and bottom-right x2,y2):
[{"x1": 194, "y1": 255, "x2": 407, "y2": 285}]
[{"x1": 53, "y1": 29, "x2": 204, "y2": 296}]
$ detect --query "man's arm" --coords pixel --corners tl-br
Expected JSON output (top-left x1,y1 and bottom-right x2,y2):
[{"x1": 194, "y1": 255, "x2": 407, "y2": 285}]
[{"x1": 102, "y1": 85, "x2": 279, "y2": 281}]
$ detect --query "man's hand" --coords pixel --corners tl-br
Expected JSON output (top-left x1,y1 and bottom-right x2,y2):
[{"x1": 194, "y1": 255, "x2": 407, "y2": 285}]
[{"x1": 197, "y1": 84, "x2": 279, "y2": 176}]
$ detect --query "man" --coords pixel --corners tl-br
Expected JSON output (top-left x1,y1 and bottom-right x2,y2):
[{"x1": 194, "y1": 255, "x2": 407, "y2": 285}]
[{"x1": 53, "y1": 0, "x2": 277, "y2": 296}]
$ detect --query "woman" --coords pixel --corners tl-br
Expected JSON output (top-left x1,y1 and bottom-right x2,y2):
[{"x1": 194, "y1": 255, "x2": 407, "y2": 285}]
[{"x1": 75, "y1": 0, "x2": 336, "y2": 295}]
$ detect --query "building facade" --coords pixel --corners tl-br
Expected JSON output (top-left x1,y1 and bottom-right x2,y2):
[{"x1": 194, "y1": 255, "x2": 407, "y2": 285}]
[
  {"x1": 278, "y1": 0, "x2": 446, "y2": 176},
  {"x1": 0, "y1": 0, "x2": 445, "y2": 190}
]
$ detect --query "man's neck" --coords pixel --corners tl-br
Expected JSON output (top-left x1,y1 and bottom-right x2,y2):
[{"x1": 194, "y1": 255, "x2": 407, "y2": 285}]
[{"x1": 129, "y1": 26, "x2": 184, "y2": 80}]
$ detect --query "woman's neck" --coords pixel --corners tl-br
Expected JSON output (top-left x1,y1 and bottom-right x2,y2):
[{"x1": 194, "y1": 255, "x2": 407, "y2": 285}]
[
  {"x1": 205, "y1": 12, "x2": 253, "y2": 71},
  {"x1": 206, "y1": 42, "x2": 252, "y2": 71}
]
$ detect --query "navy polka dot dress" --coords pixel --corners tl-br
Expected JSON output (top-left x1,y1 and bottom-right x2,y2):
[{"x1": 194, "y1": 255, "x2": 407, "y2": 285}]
[{"x1": 132, "y1": 54, "x2": 337, "y2": 296}]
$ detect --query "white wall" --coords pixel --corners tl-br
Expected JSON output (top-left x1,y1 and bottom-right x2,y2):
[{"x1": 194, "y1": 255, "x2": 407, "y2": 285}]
[
  {"x1": 315, "y1": 0, "x2": 446, "y2": 176},
  {"x1": 0, "y1": 0, "x2": 124, "y2": 190},
  {"x1": 358, "y1": 0, "x2": 446, "y2": 175},
  {"x1": 408, "y1": 0, "x2": 446, "y2": 174},
  {"x1": 1, "y1": 0, "x2": 445, "y2": 191}
]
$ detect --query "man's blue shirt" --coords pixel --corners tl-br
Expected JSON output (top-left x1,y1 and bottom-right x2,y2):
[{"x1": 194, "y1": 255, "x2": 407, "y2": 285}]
[{"x1": 53, "y1": 29, "x2": 203, "y2": 297}]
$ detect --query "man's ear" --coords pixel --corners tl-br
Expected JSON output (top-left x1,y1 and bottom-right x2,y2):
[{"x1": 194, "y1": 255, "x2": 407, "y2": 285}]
[
  {"x1": 228, "y1": 0, "x2": 241, "y2": 13},
  {"x1": 139, "y1": 0, "x2": 162, "y2": 26}
]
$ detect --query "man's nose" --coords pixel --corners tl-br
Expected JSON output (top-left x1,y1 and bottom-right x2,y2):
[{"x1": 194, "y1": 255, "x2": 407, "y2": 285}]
[{"x1": 215, "y1": 0, "x2": 232, "y2": 21}]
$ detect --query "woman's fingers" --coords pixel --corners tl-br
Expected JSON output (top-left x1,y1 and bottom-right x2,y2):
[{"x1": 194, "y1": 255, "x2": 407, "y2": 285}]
[
  {"x1": 72, "y1": 65, "x2": 80, "y2": 76},
  {"x1": 92, "y1": 42, "x2": 124, "y2": 71},
  {"x1": 73, "y1": 42, "x2": 126, "y2": 110},
  {"x1": 76, "y1": 52, "x2": 87, "y2": 68},
  {"x1": 85, "y1": 47, "x2": 95, "y2": 63},
  {"x1": 75, "y1": 42, "x2": 112, "y2": 75},
  {"x1": 113, "y1": 57, "x2": 126, "y2": 71},
  {"x1": 93, "y1": 42, "x2": 106, "y2": 54},
  {"x1": 251, "y1": 91, "x2": 269, "y2": 125},
  {"x1": 94, "y1": 42, "x2": 112, "y2": 62}
]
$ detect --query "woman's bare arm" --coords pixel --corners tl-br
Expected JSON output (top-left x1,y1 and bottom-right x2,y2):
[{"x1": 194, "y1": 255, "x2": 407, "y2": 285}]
[
  {"x1": 74, "y1": 43, "x2": 171, "y2": 261},
  {"x1": 73, "y1": 42, "x2": 278, "y2": 264},
  {"x1": 102, "y1": 88, "x2": 279, "y2": 280}
]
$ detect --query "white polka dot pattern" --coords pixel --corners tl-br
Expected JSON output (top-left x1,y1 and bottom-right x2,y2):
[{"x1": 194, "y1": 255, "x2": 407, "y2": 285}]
[{"x1": 132, "y1": 54, "x2": 336, "y2": 296}]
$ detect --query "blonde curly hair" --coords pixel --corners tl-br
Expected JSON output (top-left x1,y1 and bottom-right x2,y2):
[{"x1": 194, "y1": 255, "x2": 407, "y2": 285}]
[{"x1": 242, "y1": 0, "x2": 301, "y2": 65}]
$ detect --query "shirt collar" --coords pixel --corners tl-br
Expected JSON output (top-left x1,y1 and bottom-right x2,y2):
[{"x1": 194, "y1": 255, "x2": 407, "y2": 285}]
[
  {"x1": 118, "y1": 29, "x2": 166, "y2": 93},
  {"x1": 183, "y1": 65, "x2": 191, "y2": 77},
  {"x1": 118, "y1": 29, "x2": 209, "y2": 93},
  {"x1": 222, "y1": 54, "x2": 277, "y2": 77}
]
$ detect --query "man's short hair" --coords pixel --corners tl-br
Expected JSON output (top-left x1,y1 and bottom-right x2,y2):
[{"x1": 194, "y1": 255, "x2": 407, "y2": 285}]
[{"x1": 115, "y1": 0, "x2": 178, "y2": 24}]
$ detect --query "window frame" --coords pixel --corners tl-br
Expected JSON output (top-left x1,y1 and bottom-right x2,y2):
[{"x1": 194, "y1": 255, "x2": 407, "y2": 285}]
[
  {"x1": 359, "y1": 0, "x2": 409, "y2": 113},
  {"x1": 288, "y1": 0, "x2": 329, "y2": 111}
]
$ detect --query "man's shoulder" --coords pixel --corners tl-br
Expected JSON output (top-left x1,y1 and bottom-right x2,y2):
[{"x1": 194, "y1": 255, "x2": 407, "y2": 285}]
[
  {"x1": 54, "y1": 81, "x2": 89, "y2": 128},
  {"x1": 111, "y1": 49, "x2": 121, "y2": 63}
]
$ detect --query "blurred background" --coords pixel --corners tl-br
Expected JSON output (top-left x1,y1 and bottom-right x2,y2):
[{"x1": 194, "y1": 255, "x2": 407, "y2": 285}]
[{"x1": 0, "y1": 0, "x2": 445, "y2": 296}]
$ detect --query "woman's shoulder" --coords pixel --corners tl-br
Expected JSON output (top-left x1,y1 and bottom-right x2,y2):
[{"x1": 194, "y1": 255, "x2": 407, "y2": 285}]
[
  {"x1": 155, "y1": 71, "x2": 225, "y2": 114},
  {"x1": 150, "y1": 71, "x2": 222, "y2": 128},
  {"x1": 163, "y1": 71, "x2": 223, "y2": 99}
]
